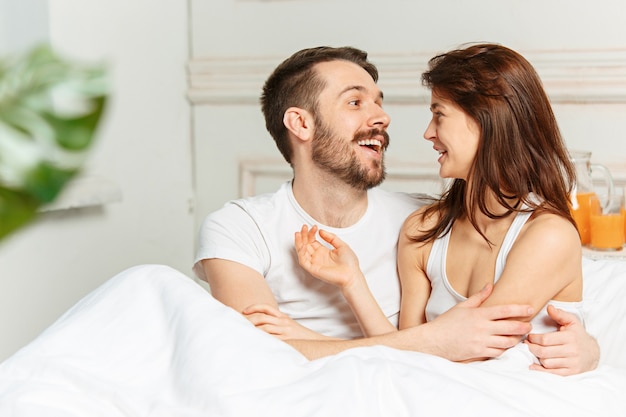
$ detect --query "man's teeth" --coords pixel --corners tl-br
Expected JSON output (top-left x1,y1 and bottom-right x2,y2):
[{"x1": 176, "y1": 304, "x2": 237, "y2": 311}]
[{"x1": 357, "y1": 139, "x2": 382, "y2": 147}]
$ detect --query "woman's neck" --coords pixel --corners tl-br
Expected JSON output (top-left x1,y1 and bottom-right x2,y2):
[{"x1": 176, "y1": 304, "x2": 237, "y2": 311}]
[{"x1": 464, "y1": 187, "x2": 520, "y2": 233}]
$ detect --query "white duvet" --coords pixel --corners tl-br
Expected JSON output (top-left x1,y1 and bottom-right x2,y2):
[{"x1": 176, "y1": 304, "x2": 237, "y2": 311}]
[{"x1": 0, "y1": 257, "x2": 625, "y2": 417}]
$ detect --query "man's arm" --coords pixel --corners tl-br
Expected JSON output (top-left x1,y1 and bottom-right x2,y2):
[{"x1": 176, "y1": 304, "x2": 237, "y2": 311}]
[
  {"x1": 202, "y1": 258, "x2": 278, "y2": 312},
  {"x1": 286, "y1": 284, "x2": 533, "y2": 360},
  {"x1": 202, "y1": 258, "x2": 334, "y2": 340},
  {"x1": 204, "y1": 257, "x2": 532, "y2": 359}
]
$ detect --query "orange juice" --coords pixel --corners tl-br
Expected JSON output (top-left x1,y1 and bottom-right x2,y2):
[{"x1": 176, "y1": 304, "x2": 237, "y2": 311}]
[
  {"x1": 622, "y1": 206, "x2": 626, "y2": 238},
  {"x1": 590, "y1": 213, "x2": 624, "y2": 250},
  {"x1": 570, "y1": 192, "x2": 598, "y2": 245}
]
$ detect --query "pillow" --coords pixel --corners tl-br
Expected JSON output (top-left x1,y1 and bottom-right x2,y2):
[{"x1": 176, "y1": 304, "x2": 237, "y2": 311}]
[{"x1": 581, "y1": 256, "x2": 626, "y2": 368}]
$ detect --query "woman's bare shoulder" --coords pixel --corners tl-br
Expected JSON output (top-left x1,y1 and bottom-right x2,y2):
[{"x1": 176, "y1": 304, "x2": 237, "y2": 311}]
[
  {"x1": 522, "y1": 210, "x2": 581, "y2": 252},
  {"x1": 400, "y1": 204, "x2": 440, "y2": 240}
]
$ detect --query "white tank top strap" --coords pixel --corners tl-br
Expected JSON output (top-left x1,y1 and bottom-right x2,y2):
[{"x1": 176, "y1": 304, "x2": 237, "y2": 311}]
[
  {"x1": 494, "y1": 208, "x2": 533, "y2": 280},
  {"x1": 426, "y1": 224, "x2": 451, "y2": 283}
]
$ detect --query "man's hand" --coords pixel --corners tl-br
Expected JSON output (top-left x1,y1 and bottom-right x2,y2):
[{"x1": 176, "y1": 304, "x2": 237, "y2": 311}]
[
  {"x1": 424, "y1": 284, "x2": 534, "y2": 362},
  {"x1": 525, "y1": 304, "x2": 599, "y2": 376},
  {"x1": 242, "y1": 304, "x2": 333, "y2": 341}
]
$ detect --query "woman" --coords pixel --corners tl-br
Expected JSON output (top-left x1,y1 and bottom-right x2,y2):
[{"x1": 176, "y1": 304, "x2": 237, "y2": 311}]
[{"x1": 295, "y1": 43, "x2": 583, "y2": 364}]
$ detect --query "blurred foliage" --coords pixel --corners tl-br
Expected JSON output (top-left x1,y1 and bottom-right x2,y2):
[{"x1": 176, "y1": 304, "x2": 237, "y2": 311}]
[{"x1": 0, "y1": 45, "x2": 108, "y2": 240}]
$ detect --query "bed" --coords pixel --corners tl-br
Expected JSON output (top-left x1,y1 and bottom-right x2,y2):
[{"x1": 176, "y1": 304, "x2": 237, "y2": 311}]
[{"x1": 0, "y1": 256, "x2": 625, "y2": 417}]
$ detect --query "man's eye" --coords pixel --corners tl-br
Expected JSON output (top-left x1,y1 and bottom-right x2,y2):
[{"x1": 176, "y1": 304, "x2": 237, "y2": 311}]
[{"x1": 348, "y1": 100, "x2": 360, "y2": 106}]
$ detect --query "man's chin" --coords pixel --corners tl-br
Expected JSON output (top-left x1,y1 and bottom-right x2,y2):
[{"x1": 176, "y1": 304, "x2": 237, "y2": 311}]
[{"x1": 358, "y1": 171, "x2": 386, "y2": 190}]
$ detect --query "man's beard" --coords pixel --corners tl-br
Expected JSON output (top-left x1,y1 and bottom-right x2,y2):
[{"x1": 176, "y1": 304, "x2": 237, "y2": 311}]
[{"x1": 311, "y1": 117, "x2": 388, "y2": 190}]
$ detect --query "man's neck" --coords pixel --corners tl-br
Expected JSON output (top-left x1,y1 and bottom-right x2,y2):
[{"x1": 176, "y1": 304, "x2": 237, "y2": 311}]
[{"x1": 291, "y1": 172, "x2": 369, "y2": 228}]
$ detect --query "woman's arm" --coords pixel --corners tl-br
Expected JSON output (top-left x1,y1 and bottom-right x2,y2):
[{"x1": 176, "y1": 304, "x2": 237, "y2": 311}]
[
  {"x1": 294, "y1": 224, "x2": 397, "y2": 336},
  {"x1": 487, "y1": 212, "x2": 599, "y2": 376},
  {"x1": 479, "y1": 213, "x2": 583, "y2": 315},
  {"x1": 397, "y1": 212, "x2": 432, "y2": 329},
  {"x1": 242, "y1": 303, "x2": 340, "y2": 341}
]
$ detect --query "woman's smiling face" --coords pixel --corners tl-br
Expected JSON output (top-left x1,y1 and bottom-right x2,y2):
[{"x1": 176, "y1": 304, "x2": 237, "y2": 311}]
[{"x1": 423, "y1": 90, "x2": 481, "y2": 181}]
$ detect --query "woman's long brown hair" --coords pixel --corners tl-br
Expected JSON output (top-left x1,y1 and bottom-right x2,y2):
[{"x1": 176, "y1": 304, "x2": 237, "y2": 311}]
[{"x1": 412, "y1": 43, "x2": 576, "y2": 245}]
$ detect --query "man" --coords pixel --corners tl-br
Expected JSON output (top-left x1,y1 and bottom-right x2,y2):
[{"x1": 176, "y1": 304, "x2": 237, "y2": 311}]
[{"x1": 193, "y1": 46, "x2": 598, "y2": 374}]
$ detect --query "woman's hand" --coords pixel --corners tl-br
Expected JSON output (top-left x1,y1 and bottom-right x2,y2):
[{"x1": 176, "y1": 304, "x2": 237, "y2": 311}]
[
  {"x1": 294, "y1": 224, "x2": 363, "y2": 290},
  {"x1": 242, "y1": 303, "x2": 333, "y2": 341},
  {"x1": 294, "y1": 224, "x2": 396, "y2": 337}
]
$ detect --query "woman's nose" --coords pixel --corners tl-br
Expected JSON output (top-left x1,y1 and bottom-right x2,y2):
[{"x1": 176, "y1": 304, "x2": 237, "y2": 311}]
[{"x1": 423, "y1": 120, "x2": 436, "y2": 141}]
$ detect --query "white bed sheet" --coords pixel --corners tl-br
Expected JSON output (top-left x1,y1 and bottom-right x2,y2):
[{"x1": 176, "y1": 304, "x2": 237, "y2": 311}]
[{"x1": 0, "y1": 258, "x2": 624, "y2": 417}]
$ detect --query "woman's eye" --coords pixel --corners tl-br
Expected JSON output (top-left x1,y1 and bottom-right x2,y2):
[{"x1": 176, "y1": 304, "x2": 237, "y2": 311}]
[{"x1": 348, "y1": 100, "x2": 360, "y2": 106}]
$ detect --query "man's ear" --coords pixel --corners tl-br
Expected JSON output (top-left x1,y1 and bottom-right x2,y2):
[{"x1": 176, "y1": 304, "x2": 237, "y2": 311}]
[{"x1": 283, "y1": 107, "x2": 313, "y2": 142}]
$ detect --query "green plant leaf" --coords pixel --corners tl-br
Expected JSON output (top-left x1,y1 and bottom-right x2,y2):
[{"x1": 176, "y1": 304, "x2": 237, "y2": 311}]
[
  {"x1": 0, "y1": 44, "x2": 109, "y2": 240},
  {"x1": 0, "y1": 188, "x2": 38, "y2": 240},
  {"x1": 23, "y1": 162, "x2": 77, "y2": 204},
  {"x1": 43, "y1": 95, "x2": 107, "y2": 150}
]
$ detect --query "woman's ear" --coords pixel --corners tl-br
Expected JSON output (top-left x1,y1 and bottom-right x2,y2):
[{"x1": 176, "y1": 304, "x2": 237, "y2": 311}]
[{"x1": 283, "y1": 107, "x2": 313, "y2": 142}]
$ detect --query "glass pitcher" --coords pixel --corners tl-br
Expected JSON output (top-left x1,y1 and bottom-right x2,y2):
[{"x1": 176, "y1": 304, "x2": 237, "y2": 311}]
[{"x1": 569, "y1": 150, "x2": 615, "y2": 245}]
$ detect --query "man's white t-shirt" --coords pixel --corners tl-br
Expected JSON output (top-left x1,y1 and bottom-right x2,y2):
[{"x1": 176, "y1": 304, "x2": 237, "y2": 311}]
[{"x1": 193, "y1": 181, "x2": 424, "y2": 339}]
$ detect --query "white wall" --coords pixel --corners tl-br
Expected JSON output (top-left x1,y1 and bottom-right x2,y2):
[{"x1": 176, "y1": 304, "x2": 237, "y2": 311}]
[
  {"x1": 0, "y1": 0, "x2": 193, "y2": 361},
  {"x1": 0, "y1": 0, "x2": 49, "y2": 53}
]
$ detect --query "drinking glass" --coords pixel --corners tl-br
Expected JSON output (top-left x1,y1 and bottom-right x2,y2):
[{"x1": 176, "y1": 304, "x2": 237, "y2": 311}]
[{"x1": 589, "y1": 191, "x2": 625, "y2": 251}]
